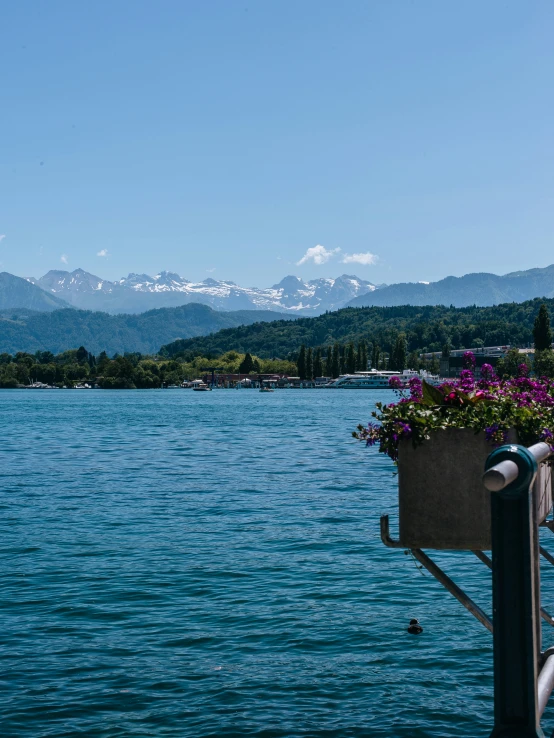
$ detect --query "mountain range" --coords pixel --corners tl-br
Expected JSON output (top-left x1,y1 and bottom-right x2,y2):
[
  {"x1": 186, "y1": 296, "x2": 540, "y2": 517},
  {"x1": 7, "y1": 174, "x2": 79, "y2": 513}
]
[
  {"x1": 4, "y1": 263, "x2": 554, "y2": 324},
  {"x1": 0, "y1": 272, "x2": 68, "y2": 312},
  {"x1": 27, "y1": 269, "x2": 376, "y2": 315},
  {"x1": 0, "y1": 304, "x2": 293, "y2": 355},
  {"x1": 346, "y1": 265, "x2": 554, "y2": 308}
]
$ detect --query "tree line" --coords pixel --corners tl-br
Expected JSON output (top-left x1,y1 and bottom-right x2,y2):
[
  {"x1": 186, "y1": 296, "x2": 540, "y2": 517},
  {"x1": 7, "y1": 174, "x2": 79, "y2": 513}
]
[
  {"x1": 2, "y1": 302, "x2": 554, "y2": 388},
  {"x1": 0, "y1": 347, "x2": 297, "y2": 389}
]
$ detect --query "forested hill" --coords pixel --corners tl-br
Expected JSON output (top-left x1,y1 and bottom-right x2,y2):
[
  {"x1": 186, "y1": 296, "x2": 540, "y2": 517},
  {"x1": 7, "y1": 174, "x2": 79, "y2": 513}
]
[
  {"x1": 0, "y1": 304, "x2": 293, "y2": 355},
  {"x1": 159, "y1": 298, "x2": 553, "y2": 359}
]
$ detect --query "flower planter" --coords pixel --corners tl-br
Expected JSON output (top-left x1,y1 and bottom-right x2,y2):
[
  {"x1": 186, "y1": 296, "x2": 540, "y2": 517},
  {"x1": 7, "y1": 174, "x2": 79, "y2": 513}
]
[{"x1": 397, "y1": 428, "x2": 553, "y2": 550}]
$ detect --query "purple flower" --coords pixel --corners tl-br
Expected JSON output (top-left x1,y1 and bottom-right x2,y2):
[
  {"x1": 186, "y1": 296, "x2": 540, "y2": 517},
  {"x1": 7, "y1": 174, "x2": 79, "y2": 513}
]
[
  {"x1": 485, "y1": 424, "x2": 507, "y2": 446},
  {"x1": 540, "y1": 428, "x2": 554, "y2": 452},
  {"x1": 408, "y1": 376, "x2": 423, "y2": 399},
  {"x1": 396, "y1": 421, "x2": 412, "y2": 439},
  {"x1": 459, "y1": 369, "x2": 475, "y2": 391},
  {"x1": 518, "y1": 363, "x2": 530, "y2": 377},
  {"x1": 463, "y1": 351, "x2": 476, "y2": 370},
  {"x1": 388, "y1": 376, "x2": 402, "y2": 389},
  {"x1": 364, "y1": 421, "x2": 381, "y2": 447},
  {"x1": 481, "y1": 363, "x2": 494, "y2": 380}
]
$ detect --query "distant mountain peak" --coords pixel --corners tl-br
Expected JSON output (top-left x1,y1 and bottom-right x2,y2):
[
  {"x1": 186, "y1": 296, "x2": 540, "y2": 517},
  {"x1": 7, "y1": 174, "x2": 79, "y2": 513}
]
[
  {"x1": 346, "y1": 263, "x2": 554, "y2": 309},
  {"x1": 1, "y1": 272, "x2": 69, "y2": 311},
  {"x1": 25, "y1": 269, "x2": 375, "y2": 315}
]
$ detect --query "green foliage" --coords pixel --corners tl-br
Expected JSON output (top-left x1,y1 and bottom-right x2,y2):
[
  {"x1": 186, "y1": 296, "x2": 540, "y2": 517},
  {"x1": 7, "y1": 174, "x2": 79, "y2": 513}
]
[
  {"x1": 534, "y1": 349, "x2": 554, "y2": 379},
  {"x1": 306, "y1": 347, "x2": 313, "y2": 380},
  {"x1": 297, "y1": 345, "x2": 307, "y2": 380},
  {"x1": 496, "y1": 348, "x2": 532, "y2": 378},
  {"x1": 0, "y1": 345, "x2": 297, "y2": 389},
  {"x1": 331, "y1": 343, "x2": 340, "y2": 378},
  {"x1": 0, "y1": 304, "x2": 292, "y2": 355},
  {"x1": 355, "y1": 372, "x2": 554, "y2": 463},
  {"x1": 534, "y1": 303, "x2": 552, "y2": 351},
  {"x1": 161, "y1": 299, "x2": 554, "y2": 360},
  {"x1": 346, "y1": 343, "x2": 356, "y2": 374},
  {"x1": 313, "y1": 347, "x2": 323, "y2": 378},
  {"x1": 389, "y1": 333, "x2": 407, "y2": 371},
  {"x1": 238, "y1": 352, "x2": 256, "y2": 374}
]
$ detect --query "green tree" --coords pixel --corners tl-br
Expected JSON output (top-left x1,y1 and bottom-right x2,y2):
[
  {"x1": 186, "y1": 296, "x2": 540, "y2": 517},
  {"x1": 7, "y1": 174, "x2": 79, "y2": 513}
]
[
  {"x1": 324, "y1": 345, "x2": 333, "y2": 377},
  {"x1": 534, "y1": 303, "x2": 552, "y2": 351},
  {"x1": 390, "y1": 333, "x2": 407, "y2": 371},
  {"x1": 297, "y1": 345, "x2": 307, "y2": 379},
  {"x1": 76, "y1": 346, "x2": 89, "y2": 364},
  {"x1": 306, "y1": 347, "x2": 313, "y2": 380},
  {"x1": 407, "y1": 350, "x2": 420, "y2": 370},
  {"x1": 331, "y1": 343, "x2": 341, "y2": 378},
  {"x1": 239, "y1": 352, "x2": 255, "y2": 374},
  {"x1": 429, "y1": 355, "x2": 440, "y2": 375},
  {"x1": 496, "y1": 348, "x2": 531, "y2": 378},
  {"x1": 96, "y1": 351, "x2": 109, "y2": 373},
  {"x1": 534, "y1": 350, "x2": 554, "y2": 378},
  {"x1": 313, "y1": 347, "x2": 323, "y2": 378},
  {"x1": 358, "y1": 339, "x2": 367, "y2": 372},
  {"x1": 441, "y1": 343, "x2": 451, "y2": 358},
  {"x1": 346, "y1": 343, "x2": 356, "y2": 373},
  {"x1": 372, "y1": 343, "x2": 380, "y2": 370}
]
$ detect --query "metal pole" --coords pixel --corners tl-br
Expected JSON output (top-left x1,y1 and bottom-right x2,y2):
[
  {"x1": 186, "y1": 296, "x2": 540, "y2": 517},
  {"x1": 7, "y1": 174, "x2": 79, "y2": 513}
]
[
  {"x1": 412, "y1": 548, "x2": 493, "y2": 632},
  {"x1": 484, "y1": 444, "x2": 544, "y2": 738}
]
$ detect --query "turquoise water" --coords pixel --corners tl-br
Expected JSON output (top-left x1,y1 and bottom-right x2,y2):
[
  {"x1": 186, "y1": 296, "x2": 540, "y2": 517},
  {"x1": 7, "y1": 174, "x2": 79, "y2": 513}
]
[{"x1": 2, "y1": 389, "x2": 554, "y2": 737}]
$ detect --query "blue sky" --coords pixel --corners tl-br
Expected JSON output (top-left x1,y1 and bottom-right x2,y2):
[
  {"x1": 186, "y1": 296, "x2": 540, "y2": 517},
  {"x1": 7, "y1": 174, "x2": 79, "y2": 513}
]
[{"x1": 1, "y1": 1, "x2": 553, "y2": 287}]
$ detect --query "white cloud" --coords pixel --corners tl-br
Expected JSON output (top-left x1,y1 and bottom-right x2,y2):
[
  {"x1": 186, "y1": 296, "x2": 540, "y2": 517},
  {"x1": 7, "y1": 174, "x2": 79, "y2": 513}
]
[
  {"x1": 97, "y1": 248, "x2": 109, "y2": 257},
  {"x1": 60, "y1": 254, "x2": 68, "y2": 264},
  {"x1": 341, "y1": 252, "x2": 378, "y2": 266},
  {"x1": 296, "y1": 244, "x2": 340, "y2": 266},
  {"x1": 205, "y1": 268, "x2": 216, "y2": 273},
  {"x1": 0, "y1": 235, "x2": 6, "y2": 243}
]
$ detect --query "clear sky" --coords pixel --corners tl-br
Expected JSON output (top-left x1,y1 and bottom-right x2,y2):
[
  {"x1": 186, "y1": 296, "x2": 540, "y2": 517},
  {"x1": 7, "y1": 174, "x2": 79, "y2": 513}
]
[{"x1": 1, "y1": 1, "x2": 553, "y2": 288}]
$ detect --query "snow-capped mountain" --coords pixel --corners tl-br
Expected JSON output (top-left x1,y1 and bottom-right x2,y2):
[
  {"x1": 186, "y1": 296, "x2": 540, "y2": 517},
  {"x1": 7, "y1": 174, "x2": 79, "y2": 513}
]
[{"x1": 27, "y1": 269, "x2": 377, "y2": 315}]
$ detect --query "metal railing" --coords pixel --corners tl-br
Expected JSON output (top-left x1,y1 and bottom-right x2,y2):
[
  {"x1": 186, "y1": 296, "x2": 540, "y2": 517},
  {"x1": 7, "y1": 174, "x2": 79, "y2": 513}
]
[{"x1": 381, "y1": 441, "x2": 554, "y2": 737}]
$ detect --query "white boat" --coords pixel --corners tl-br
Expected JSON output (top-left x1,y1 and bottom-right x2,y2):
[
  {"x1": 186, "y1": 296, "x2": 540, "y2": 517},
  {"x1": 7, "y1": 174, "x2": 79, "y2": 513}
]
[
  {"x1": 191, "y1": 379, "x2": 212, "y2": 391},
  {"x1": 324, "y1": 369, "x2": 441, "y2": 389}
]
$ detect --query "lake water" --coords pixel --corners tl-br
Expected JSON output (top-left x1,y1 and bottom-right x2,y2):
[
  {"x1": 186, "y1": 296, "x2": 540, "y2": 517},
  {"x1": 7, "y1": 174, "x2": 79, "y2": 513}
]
[{"x1": 2, "y1": 389, "x2": 554, "y2": 737}]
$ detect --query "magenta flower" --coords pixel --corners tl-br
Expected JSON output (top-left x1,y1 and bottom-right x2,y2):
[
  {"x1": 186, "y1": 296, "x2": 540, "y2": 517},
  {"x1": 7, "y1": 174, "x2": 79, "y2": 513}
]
[
  {"x1": 463, "y1": 351, "x2": 476, "y2": 370},
  {"x1": 408, "y1": 377, "x2": 423, "y2": 399},
  {"x1": 481, "y1": 363, "x2": 494, "y2": 380}
]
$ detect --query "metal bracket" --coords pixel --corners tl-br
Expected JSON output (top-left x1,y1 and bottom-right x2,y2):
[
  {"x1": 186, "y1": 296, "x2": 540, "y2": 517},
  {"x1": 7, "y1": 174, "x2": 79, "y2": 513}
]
[
  {"x1": 380, "y1": 514, "x2": 404, "y2": 548},
  {"x1": 380, "y1": 515, "x2": 492, "y2": 632}
]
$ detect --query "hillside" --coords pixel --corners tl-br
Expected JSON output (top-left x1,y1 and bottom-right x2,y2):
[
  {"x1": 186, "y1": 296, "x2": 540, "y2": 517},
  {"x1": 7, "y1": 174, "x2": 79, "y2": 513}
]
[
  {"x1": 347, "y1": 264, "x2": 554, "y2": 308},
  {"x1": 159, "y1": 299, "x2": 553, "y2": 359},
  {"x1": 0, "y1": 272, "x2": 69, "y2": 312},
  {"x1": 0, "y1": 304, "x2": 293, "y2": 355}
]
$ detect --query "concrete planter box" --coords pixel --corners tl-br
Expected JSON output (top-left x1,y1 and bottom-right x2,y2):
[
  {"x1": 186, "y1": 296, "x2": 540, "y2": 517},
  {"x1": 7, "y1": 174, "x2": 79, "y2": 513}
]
[{"x1": 397, "y1": 428, "x2": 553, "y2": 550}]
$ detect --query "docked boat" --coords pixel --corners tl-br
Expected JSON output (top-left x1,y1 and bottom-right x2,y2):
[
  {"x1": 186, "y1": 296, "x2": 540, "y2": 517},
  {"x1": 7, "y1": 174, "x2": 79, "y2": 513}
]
[
  {"x1": 260, "y1": 387, "x2": 274, "y2": 393},
  {"x1": 192, "y1": 379, "x2": 212, "y2": 391},
  {"x1": 324, "y1": 369, "x2": 441, "y2": 389}
]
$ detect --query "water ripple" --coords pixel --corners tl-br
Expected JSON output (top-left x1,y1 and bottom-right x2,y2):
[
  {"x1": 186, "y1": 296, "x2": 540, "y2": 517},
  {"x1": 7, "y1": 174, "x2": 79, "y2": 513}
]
[{"x1": 2, "y1": 389, "x2": 554, "y2": 736}]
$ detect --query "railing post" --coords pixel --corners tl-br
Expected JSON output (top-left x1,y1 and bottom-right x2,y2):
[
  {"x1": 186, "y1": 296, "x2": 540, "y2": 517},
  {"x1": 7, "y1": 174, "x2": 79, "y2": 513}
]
[{"x1": 485, "y1": 444, "x2": 544, "y2": 738}]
